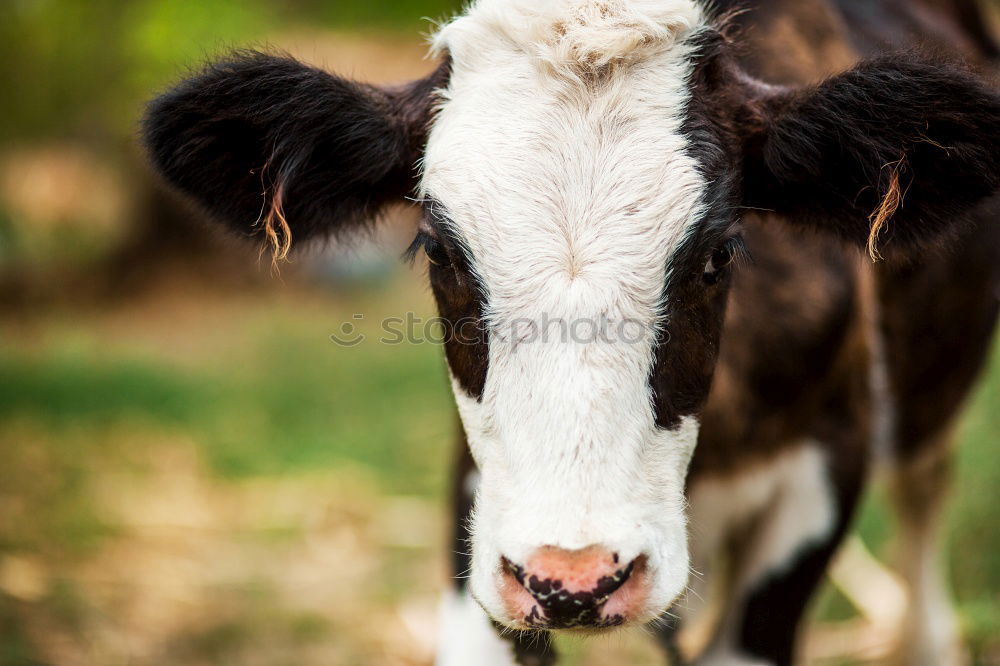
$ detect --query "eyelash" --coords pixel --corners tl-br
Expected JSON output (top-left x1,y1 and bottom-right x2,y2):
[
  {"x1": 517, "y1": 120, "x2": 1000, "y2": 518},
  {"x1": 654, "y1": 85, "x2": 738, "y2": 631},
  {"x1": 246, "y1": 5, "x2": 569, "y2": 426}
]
[
  {"x1": 704, "y1": 236, "x2": 750, "y2": 284},
  {"x1": 404, "y1": 231, "x2": 452, "y2": 267}
]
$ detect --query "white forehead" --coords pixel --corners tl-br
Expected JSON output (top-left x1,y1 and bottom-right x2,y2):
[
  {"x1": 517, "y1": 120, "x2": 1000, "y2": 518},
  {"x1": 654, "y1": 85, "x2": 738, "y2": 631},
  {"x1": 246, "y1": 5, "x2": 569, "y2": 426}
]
[{"x1": 422, "y1": 0, "x2": 709, "y2": 320}]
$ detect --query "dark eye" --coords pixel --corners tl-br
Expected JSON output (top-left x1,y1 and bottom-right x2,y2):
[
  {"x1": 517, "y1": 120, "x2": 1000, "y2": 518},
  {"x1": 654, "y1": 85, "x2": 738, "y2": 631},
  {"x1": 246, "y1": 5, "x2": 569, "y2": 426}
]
[
  {"x1": 424, "y1": 235, "x2": 452, "y2": 267},
  {"x1": 703, "y1": 236, "x2": 746, "y2": 285},
  {"x1": 405, "y1": 231, "x2": 452, "y2": 268}
]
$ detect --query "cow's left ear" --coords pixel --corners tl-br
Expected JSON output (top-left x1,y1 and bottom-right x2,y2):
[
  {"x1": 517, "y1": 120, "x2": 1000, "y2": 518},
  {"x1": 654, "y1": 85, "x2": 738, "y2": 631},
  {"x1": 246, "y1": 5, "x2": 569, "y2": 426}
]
[{"x1": 741, "y1": 55, "x2": 1000, "y2": 257}]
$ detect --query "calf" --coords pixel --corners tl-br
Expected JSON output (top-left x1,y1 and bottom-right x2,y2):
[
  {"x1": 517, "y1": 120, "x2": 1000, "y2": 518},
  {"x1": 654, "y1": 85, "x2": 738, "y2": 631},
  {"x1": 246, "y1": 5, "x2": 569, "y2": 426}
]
[{"x1": 142, "y1": 0, "x2": 1000, "y2": 664}]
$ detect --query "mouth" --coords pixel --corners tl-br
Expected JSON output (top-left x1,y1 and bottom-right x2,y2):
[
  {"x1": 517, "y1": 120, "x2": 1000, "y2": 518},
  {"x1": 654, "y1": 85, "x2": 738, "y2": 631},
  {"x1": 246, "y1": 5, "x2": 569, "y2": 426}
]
[{"x1": 498, "y1": 555, "x2": 649, "y2": 631}]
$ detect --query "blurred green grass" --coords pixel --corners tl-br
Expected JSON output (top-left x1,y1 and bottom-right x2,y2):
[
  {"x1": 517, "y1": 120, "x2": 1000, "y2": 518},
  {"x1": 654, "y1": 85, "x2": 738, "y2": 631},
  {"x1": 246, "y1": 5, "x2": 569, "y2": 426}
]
[
  {"x1": 0, "y1": 283, "x2": 456, "y2": 506},
  {"x1": 0, "y1": 281, "x2": 459, "y2": 664},
  {"x1": 0, "y1": 0, "x2": 462, "y2": 146},
  {"x1": 0, "y1": 284, "x2": 997, "y2": 663}
]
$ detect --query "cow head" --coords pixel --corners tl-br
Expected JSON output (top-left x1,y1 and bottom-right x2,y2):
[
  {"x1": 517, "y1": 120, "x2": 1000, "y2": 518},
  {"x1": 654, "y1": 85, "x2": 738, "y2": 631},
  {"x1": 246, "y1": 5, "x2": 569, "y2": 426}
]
[{"x1": 143, "y1": 0, "x2": 999, "y2": 632}]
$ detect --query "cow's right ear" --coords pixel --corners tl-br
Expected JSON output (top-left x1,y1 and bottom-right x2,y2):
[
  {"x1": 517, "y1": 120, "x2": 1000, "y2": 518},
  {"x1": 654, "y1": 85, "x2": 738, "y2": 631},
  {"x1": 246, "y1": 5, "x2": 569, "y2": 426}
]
[{"x1": 142, "y1": 51, "x2": 449, "y2": 259}]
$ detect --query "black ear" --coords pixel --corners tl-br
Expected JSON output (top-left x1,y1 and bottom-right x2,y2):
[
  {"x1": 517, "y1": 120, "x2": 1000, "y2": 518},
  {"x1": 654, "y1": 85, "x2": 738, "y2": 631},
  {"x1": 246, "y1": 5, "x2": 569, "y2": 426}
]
[
  {"x1": 742, "y1": 55, "x2": 1000, "y2": 257},
  {"x1": 142, "y1": 51, "x2": 449, "y2": 258}
]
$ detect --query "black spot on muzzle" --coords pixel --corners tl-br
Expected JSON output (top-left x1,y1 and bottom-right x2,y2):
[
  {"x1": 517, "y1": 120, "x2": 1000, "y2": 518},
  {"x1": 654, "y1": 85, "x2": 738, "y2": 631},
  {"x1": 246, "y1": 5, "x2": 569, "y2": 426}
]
[{"x1": 503, "y1": 558, "x2": 636, "y2": 629}]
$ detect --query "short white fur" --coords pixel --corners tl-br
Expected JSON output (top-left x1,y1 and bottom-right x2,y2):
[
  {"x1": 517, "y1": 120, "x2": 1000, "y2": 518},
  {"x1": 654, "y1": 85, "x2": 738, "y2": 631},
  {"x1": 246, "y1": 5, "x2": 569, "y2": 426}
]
[{"x1": 422, "y1": 0, "x2": 711, "y2": 628}]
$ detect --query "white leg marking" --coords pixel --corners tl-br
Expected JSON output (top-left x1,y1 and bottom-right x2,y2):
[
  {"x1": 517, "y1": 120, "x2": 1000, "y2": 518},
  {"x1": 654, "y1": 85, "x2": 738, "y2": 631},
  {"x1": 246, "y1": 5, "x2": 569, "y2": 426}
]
[
  {"x1": 687, "y1": 443, "x2": 838, "y2": 666},
  {"x1": 828, "y1": 534, "x2": 907, "y2": 630},
  {"x1": 737, "y1": 446, "x2": 836, "y2": 585},
  {"x1": 890, "y1": 446, "x2": 966, "y2": 666},
  {"x1": 436, "y1": 588, "x2": 517, "y2": 666},
  {"x1": 895, "y1": 549, "x2": 965, "y2": 666}
]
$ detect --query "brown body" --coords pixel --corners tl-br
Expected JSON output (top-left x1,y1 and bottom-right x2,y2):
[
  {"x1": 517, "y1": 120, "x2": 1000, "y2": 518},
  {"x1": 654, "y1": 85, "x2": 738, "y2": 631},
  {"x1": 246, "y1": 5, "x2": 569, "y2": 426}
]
[{"x1": 700, "y1": 0, "x2": 999, "y2": 475}]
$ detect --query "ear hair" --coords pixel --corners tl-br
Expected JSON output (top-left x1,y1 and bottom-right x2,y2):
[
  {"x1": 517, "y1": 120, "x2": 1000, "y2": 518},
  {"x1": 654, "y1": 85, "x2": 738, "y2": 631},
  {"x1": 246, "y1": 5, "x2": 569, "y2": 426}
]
[
  {"x1": 142, "y1": 52, "x2": 450, "y2": 266},
  {"x1": 741, "y1": 54, "x2": 1000, "y2": 258}
]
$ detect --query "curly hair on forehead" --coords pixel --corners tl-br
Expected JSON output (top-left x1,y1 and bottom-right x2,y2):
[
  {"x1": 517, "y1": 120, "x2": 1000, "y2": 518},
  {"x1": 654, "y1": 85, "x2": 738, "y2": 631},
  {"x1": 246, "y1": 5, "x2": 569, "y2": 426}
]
[{"x1": 435, "y1": 0, "x2": 706, "y2": 83}]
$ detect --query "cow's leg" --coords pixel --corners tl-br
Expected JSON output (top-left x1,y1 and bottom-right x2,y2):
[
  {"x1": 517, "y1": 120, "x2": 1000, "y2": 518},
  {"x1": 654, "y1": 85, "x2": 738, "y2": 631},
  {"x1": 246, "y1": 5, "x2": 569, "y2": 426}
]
[
  {"x1": 436, "y1": 432, "x2": 556, "y2": 666},
  {"x1": 688, "y1": 440, "x2": 867, "y2": 666},
  {"x1": 888, "y1": 436, "x2": 965, "y2": 666},
  {"x1": 437, "y1": 586, "x2": 518, "y2": 666}
]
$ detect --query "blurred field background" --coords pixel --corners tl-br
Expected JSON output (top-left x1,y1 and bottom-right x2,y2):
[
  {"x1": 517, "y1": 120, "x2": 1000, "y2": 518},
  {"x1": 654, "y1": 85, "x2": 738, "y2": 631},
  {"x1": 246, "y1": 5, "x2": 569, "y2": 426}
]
[{"x1": 0, "y1": 1, "x2": 996, "y2": 664}]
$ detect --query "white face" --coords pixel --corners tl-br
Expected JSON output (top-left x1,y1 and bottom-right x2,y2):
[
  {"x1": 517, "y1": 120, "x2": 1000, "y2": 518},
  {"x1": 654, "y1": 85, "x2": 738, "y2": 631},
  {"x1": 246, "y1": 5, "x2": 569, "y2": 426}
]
[{"x1": 421, "y1": 0, "x2": 710, "y2": 629}]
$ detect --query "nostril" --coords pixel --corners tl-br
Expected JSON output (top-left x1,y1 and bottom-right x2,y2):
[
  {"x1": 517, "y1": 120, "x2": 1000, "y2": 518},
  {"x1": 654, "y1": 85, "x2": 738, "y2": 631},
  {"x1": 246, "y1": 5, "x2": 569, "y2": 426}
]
[
  {"x1": 500, "y1": 556, "x2": 521, "y2": 584},
  {"x1": 499, "y1": 547, "x2": 648, "y2": 629},
  {"x1": 501, "y1": 556, "x2": 553, "y2": 598},
  {"x1": 591, "y1": 557, "x2": 635, "y2": 599}
]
